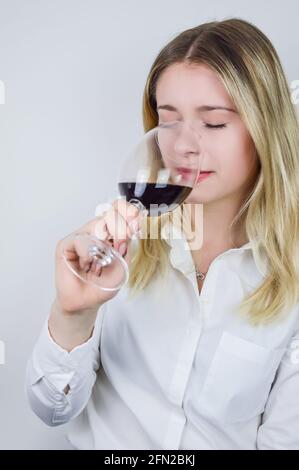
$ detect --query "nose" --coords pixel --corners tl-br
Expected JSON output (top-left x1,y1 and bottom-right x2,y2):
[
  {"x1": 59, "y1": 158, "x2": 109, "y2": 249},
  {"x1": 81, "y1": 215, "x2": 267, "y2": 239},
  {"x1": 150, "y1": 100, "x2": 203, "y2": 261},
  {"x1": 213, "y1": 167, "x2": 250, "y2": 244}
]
[{"x1": 173, "y1": 122, "x2": 203, "y2": 163}]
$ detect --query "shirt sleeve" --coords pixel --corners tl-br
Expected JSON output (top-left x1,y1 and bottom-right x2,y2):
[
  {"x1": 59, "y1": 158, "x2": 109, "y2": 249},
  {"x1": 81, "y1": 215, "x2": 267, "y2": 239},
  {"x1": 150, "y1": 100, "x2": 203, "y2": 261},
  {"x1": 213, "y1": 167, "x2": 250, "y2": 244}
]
[
  {"x1": 257, "y1": 326, "x2": 299, "y2": 449},
  {"x1": 26, "y1": 202, "x2": 111, "y2": 427},
  {"x1": 25, "y1": 302, "x2": 106, "y2": 427}
]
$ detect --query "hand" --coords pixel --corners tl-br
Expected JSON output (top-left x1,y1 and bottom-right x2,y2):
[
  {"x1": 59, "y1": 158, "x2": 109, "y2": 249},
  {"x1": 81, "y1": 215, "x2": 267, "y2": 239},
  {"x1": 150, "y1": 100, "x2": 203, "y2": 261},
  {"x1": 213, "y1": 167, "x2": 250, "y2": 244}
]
[{"x1": 54, "y1": 198, "x2": 146, "y2": 314}]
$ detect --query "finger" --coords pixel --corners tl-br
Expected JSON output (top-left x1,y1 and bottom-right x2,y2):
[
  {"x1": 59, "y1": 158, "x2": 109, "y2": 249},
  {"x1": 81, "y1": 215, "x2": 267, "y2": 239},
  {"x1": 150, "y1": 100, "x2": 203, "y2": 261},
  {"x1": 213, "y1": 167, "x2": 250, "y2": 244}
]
[
  {"x1": 112, "y1": 198, "x2": 140, "y2": 222},
  {"x1": 93, "y1": 215, "x2": 110, "y2": 240},
  {"x1": 73, "y1": 234, "x2": 97, "y2": 270},
  {"x1": 112, "y1": 199, "x2": 148, "y2": 236},
  {"x1": 104, "y1": 207, "x2": 129, "y2": 247}
]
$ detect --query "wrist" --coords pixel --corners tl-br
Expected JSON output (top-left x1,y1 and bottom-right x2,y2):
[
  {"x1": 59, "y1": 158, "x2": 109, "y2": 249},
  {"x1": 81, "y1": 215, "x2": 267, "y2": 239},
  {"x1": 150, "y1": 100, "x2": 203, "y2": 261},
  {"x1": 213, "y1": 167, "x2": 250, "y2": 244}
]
[{"x1": 48, "y1": 299, "x2": 100, "y2": 352}]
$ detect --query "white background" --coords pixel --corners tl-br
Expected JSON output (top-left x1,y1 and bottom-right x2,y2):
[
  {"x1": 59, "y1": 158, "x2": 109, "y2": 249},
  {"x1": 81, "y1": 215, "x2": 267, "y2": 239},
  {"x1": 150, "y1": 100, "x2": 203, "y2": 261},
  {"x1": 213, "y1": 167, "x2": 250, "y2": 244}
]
[{"x1": 0, "y1": 0, "x2": 298, "y2": 450}]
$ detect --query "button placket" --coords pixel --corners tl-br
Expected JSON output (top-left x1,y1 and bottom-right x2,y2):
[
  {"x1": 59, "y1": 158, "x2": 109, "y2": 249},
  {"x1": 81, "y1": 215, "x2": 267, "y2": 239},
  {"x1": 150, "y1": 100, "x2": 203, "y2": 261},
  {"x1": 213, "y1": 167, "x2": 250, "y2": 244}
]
[
  {"x1": 168, "y1": 316, "x2": 203, "y2": 406},
  {"x1": 199, "y1": 297, "x2": 210, "y2": 319},
  {"x1": 199, "y1": 259, "x2": 223, "y2": 313}
]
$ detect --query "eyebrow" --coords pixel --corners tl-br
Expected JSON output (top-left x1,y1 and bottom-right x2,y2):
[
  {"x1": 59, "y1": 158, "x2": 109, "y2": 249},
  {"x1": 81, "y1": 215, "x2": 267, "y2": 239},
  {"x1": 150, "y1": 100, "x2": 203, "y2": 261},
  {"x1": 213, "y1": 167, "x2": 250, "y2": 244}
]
[{"x1": 157, "y1": 104, "x2": 237, "y2": 113}]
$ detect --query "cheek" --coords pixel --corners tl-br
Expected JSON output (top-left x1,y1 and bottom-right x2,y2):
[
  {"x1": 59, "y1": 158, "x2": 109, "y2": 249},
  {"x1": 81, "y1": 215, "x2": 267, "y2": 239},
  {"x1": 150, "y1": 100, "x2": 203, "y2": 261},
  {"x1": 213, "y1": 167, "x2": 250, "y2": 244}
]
[
  {"x1": 212, "y1": 127, "x2": 256, "y2": 185},
  {"x1": 156, "y1": 135, "x2": 176, "y2": 170}
]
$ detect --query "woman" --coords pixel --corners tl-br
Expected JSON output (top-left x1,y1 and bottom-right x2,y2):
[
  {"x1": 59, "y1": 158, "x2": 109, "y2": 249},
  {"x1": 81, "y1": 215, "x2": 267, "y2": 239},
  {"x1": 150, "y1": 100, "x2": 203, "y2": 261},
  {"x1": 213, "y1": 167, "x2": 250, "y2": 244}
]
[{"x1": 26, "y1": 18, "x2": 299, "y2": 449}]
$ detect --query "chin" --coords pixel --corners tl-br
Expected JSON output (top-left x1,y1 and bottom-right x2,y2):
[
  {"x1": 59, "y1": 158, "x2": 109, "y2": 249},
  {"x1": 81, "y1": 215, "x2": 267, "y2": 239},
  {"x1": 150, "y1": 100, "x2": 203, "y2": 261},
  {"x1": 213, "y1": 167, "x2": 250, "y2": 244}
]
[{"x1": 185, "y1": 187, "x2": 216, "y2": 205}]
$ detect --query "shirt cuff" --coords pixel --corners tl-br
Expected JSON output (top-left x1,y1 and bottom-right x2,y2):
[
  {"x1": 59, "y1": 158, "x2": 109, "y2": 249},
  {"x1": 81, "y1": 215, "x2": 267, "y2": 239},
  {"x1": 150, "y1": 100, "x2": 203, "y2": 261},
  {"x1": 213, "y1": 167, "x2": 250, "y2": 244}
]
[{"x1": 29, "y1": 304, "x2": 105, "y2": 393}]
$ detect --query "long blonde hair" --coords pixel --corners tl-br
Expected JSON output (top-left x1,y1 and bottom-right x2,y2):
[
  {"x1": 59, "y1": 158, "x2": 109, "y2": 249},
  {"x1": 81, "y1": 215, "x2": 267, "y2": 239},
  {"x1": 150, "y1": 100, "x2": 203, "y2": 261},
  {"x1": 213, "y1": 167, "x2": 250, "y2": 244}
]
[{"x1": 128, "y1": 17, "x2": 299, "y2": 324}]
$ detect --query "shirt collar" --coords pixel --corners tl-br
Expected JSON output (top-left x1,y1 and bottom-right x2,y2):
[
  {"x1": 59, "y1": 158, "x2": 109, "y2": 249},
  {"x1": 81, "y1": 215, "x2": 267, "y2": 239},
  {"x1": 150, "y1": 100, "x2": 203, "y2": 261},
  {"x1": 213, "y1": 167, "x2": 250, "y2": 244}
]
[{"x1": 160, "y1": 219, "x2": 268, "y2": 280}]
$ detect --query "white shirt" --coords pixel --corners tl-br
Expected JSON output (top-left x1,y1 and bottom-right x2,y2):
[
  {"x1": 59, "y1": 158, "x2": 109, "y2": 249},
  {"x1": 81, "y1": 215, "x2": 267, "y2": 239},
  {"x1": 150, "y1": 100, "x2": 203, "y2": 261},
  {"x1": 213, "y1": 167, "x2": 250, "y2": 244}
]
[{"x1": 26, "y1": 203, "x2": 299, "y2": 450}]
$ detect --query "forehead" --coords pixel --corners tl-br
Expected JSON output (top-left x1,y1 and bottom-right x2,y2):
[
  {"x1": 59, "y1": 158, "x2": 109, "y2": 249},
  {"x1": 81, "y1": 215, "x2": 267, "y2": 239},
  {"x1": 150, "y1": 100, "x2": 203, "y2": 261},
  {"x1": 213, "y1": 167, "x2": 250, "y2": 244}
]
[{"x1": 156, "y1": 63, "x2": 234, "y2": 110}]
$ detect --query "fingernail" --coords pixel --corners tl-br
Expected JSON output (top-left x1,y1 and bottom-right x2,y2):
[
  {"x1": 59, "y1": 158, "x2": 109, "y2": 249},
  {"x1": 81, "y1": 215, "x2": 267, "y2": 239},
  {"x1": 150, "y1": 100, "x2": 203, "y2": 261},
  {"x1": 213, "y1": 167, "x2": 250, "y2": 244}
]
[
  {"x1": 130, "y1": 218, "x2": 139, "y2": 233},
  {"x1": 119, "y1": 242, "x2": 127, "y2": 256}
]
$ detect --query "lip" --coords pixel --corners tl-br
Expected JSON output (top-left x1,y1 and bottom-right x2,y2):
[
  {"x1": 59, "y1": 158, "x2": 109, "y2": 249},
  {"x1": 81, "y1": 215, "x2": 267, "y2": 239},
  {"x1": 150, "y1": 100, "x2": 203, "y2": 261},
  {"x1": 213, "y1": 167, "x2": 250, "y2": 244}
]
[
  {"x1": 176, "y1": 167, "x2": 196, "y2": 182},
  {"x1": 196, "y1": 171, "x2": 214, "y2": 183},
  {"x1": 177, "y1": 167, "x2": 193, "y2": 174}
]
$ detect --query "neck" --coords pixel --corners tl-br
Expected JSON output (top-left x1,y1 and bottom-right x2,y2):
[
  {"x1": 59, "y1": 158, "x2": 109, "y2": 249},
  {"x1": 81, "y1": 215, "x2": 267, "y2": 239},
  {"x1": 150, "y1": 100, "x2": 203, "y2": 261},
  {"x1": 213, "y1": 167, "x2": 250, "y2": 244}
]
[{"x1": 190, "y1": 196, "x2": 247, "y2": 255}]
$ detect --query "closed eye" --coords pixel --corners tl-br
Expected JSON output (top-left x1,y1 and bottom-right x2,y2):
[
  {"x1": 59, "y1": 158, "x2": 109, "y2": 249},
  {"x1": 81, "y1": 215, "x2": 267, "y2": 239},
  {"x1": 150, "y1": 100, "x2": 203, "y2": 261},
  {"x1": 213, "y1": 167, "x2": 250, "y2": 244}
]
[
  {"x1": 205, "y1": 123, "x2": 227, "y2": 129},
  {"x1": 157, "y1": 121, "x2": 227, "y2": 130}
]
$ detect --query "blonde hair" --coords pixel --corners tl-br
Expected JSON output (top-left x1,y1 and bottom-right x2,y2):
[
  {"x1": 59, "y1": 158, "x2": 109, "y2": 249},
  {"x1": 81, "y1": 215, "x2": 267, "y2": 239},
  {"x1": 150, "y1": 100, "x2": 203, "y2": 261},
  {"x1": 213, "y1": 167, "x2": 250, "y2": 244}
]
[{"x1": 128, "y1": 17, "x2": 299, "y2": 324}]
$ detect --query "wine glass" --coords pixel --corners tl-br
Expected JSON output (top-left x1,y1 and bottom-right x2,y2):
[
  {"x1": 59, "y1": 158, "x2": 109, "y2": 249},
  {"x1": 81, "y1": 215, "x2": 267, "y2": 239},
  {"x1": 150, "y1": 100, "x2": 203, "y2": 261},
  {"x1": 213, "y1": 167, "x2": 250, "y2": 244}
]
[{"x1": 61, "y1": 121, "x2": 203, "y2": 291}]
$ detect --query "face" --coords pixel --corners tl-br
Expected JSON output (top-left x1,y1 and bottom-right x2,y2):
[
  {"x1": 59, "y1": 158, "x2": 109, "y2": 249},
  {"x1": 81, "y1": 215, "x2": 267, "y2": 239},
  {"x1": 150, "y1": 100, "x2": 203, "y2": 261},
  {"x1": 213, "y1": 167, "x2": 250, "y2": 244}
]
[{"x1": 155, "y1": 62, "x2": 260, "y2": 205}]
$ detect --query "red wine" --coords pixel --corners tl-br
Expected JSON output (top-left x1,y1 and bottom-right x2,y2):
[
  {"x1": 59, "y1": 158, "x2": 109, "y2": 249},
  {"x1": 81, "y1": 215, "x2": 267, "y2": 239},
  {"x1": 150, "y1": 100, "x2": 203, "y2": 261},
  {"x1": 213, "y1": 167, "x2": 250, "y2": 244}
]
[{"x1": 118, "y1": 182, "x2": 192, "y2": 215}]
